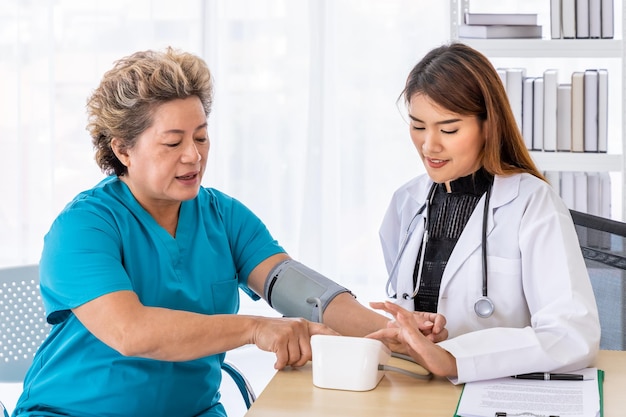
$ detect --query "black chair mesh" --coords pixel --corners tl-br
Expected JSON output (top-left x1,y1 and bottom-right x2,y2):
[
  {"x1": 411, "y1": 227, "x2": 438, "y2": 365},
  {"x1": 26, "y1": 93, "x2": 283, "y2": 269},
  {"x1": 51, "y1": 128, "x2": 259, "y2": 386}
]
[{"x1": 570, "y1": 210, "x2": 626, "y2": 350}]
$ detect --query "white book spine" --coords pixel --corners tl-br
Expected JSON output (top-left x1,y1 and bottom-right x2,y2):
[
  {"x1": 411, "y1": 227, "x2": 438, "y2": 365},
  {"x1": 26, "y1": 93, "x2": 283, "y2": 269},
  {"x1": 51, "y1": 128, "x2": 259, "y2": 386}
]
[
  {"x1": 497, "y1": 68, "x2": 507, "y2": 88},
  {"x1": 552, "y1": 0, "x2": 563, "y2": 38},
  {"x1": 522, "y1": 77, "x2": 535, "y2": 150},
  {"x1": 599, "y1": 172, "x2": 612, "y2": 248},
  {"x1": 571, "y1": 72, "x2": 585, "y2": 152},
  {"x1": 585, "y1": 172, "x2": 604, "y2": 248},
  {"x1": 533, "y1": 78, "x2": 544, "y2": 151},
  {"x1": 574, "y1": 171, "x2": 589, "y2": 213},
  {"x1": 576, "y1": 0, "x2": 590, "y2": 38},
  {"x1": 557, "y1": 84, "x2": 572, "y2": 151},
  {"x1": 589, "y1": 0, "x2": 602, "y2": 38},
  {"x1": 506, "y1": 68, "x2": 525, "y2": 131},
  {"x1": 601, "y1": 0, "x2": 614, "y2": 38},
  {"x1": 586, "y1": 172, "x2": 601, "y2": 215},
  {"x1": 544, "y1": 170, "x2": 561, "y2": 190},
  {"x1": 597, "y1": 69, "x2": 609, "y2": 152},
  {"x1": 543, "y1": 69, "x2": 559, "y2": 152},
  {"x1": 560, "y1": 171, "x2": 576, "y2": 210},
  {"x1": 463, "y1": 13, "x2": 538, "y2": 26},
  {"x1": 584, "y1": 69, "x2": 599, "y2": 152},
  {"x1": 562, "y1": 0, "x2": 577, "y2": 38},
  {"x1": 600, "y1": 172, "x2": 611, "y2": 218}
]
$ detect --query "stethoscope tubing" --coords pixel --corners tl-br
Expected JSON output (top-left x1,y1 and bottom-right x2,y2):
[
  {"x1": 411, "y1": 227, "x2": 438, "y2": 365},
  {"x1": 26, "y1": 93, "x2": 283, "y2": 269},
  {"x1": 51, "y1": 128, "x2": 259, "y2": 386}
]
[{"x1": 385, "y1": 181, "x2": 494, "y2": 318}]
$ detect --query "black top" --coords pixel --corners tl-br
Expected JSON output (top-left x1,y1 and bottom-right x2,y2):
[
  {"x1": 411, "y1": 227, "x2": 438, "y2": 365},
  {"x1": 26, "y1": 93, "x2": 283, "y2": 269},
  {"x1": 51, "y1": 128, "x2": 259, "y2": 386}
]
[{"x1": 413, "y1": 168, "x2": 494, "y2": 313}]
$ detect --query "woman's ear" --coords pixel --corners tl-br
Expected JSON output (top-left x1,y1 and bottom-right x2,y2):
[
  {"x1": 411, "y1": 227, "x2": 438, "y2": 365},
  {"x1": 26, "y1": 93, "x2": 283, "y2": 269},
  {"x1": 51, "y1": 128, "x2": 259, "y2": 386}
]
[{"x1": 110, "y1": 138, "x2": 130, "y2": 168}]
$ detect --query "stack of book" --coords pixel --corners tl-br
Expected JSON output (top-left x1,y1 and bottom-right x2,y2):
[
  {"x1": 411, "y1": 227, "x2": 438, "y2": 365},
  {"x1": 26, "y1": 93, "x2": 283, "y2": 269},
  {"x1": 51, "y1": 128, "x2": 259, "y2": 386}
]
[
  {"x1": 545, "y1": 171, "x2": 611, "y2": 222},
  {"x1": 497, "y1": 67, "x2": 609, "y2": 153},
  {"x1": 551, "y1": 0, "x2": 614, "y2": 39},
  {"x1": 459, "y1": 12, "x2": 542, "y2": 39}
]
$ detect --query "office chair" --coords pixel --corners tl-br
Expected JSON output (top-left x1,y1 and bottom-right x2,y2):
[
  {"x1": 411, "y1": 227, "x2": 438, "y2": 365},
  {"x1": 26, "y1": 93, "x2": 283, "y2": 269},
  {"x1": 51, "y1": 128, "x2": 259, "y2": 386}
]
[
  {"x1": 0, "y1": 264, "x2": 47, "y2": 417},
  {"x1": 0, "y1": 264, "x2": 49, "y2": 383},
  {"x1": 0, "y1": 264, "x2": 255, "y2": 415},
  {"x1": 570, "y1": 209, "x2": 626, "y2": 350},
  {"x1": 221, "y1": 360, "x2": 256, "y2": 409}
]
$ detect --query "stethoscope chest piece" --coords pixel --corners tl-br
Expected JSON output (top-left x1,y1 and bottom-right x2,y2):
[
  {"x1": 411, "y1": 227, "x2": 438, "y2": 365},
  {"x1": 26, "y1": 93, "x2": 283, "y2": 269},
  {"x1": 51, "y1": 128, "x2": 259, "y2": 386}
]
[{"x1": 474, "y1": 296, "x2": 494, "y2": 318}]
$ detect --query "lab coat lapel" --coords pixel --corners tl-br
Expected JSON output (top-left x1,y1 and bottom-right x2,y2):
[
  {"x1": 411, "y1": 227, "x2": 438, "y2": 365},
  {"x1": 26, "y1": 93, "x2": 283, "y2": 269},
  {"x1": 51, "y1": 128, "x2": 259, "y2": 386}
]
[{"x1": 440, "y1": 195, "x2": 489, "y2": 291}]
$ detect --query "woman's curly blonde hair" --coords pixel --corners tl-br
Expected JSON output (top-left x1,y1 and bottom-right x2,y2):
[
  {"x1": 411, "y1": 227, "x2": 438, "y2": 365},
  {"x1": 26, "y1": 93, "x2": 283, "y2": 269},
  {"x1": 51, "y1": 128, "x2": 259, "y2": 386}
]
[{"x1": 86, "y1": 47, "x2": 214, "y2": 176}]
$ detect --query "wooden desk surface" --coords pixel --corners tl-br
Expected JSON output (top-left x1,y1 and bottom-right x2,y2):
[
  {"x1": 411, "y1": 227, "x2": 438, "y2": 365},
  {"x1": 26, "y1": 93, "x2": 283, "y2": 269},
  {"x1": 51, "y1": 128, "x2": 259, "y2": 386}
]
[{"x1": 244, "y1": 350, "x2": 625, "y2": 416}]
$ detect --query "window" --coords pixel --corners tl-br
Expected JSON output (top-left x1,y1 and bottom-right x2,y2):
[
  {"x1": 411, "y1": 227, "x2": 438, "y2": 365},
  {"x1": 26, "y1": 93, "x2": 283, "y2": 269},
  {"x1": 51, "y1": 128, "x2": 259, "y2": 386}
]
[{"x1": 0, "y1": 0, "x2": 448, "y2": 304}]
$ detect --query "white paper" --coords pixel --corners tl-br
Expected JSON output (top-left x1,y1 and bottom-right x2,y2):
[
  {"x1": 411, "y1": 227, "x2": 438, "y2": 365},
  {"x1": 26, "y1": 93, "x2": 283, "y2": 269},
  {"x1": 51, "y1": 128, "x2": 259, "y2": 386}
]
[{"x1": 456, "y1": 368, "x2": 600, "y2": 417}]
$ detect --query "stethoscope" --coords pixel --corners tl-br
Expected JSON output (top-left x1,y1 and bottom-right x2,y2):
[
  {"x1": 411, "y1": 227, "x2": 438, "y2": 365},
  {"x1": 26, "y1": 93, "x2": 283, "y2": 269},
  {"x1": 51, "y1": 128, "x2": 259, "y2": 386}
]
[{"x1": 384, "y1": 181, "x2": 495, "y2": 318}]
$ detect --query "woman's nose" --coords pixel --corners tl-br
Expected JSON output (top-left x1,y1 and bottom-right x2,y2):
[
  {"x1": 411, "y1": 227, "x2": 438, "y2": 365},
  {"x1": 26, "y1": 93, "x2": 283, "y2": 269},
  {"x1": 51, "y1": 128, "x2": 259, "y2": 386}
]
[
  {"x1": 421, "y1": 131, "x2": 441, "y2": 153},
  {"x1": 183, "y1": 141, "x2": 201, "y2": 163}
]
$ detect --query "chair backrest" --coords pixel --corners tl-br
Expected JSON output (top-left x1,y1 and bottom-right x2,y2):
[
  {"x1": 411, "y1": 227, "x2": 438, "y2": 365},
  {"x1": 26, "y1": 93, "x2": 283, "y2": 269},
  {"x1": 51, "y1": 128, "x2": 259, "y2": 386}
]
[
  {"x1": 221, "y1": 360, "x2": 256, "y2": 409},
  {"x1": 0, "y1": 264, "x2": 50, "y2": 382},
  {"x1": 570, "y1": 210, "x2": 626, "y2": 350}
]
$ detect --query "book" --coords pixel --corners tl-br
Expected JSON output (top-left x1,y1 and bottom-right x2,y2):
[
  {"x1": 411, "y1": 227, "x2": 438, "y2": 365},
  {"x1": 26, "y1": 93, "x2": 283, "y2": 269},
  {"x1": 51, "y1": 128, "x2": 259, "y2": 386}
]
[
  {"x1": 597, "y1": 69, "x2": 608, "y2": 152},
  {"x1": 584, "y1": 69, "x2": 599, "y2": 152},
  {"x1": 551, "y1": 0, "x2": 562, "y2": 38},
  {"x1": 571, "y1": 71, "x2": 585, "y2": 152},
  {"x1": 589, "y1": 0, "x2": 602, "y2": 38},
  {"x1": 458, "y1": 24, "x2": 542, "y2": 39},
  {"x1": 496, "y1": 68, "x2": 507, "y2": 87},
  {"x1": 586, "y1": 172, "x2": 607, "y2": 248},
  {"x1": 560, "y1": 171, "x2": 576, "y2": 209},
  {"x1": 600, "y1": 172, "x2": 611, "y2": 219},
  {"x1": 601, "y1": 0, "x2": 614, "y2": 38},
  {"x1": 574, "y1": 171, "x2": 589, "y2": 213},
  {"x1": 557, "y1": 83, "x2": 572, "y2": 151},
  {"x1": 532, "y1": 78, "x2": 544, "y2": 151},
  {"x1": 562, "y1": 0, "x2": 577, "y2": 38},
  {"x1": 544, "y1": 170, "x2": 561, "y2": 190},
  {"x1": 504, "y1": 68, "x2": 525, "y2": 131},
  {"x1": 522, "y1": 77, "x2": 535, "y2": 150},
  {"x1": 574, "y1": 172, "x2": 589, "y2": 243},
  {"x1": 543, "y1": 69, "x2": 559, "y2": 152},
  {"x1": 587, "y1": 172, "x2": 602, "y2": 216},
  {"x1": 576, "y1": 0, "x2": 590, "y2": 38},
  {"x1": 463, "y1": 13, "x2": 538, "y2": 26},
  {"x1": 454, "y1": 368, "x2": 604, "y2": 417},
  {"x1": 598, "y1": 172, "x2": 612, "y2": 248}
]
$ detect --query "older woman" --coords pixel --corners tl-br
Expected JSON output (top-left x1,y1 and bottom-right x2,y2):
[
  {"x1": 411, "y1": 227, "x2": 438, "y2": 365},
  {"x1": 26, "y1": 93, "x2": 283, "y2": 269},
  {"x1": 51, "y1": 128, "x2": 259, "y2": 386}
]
[{"x1": 12, "y1": 48, "x2": 417, "y2": 417}]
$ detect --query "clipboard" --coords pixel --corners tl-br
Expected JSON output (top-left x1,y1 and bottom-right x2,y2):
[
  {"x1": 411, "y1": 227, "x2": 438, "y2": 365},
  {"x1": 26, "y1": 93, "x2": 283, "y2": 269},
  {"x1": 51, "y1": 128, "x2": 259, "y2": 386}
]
[{"x1": 453, "y1": 368, "x2": 605, "y2": 417}]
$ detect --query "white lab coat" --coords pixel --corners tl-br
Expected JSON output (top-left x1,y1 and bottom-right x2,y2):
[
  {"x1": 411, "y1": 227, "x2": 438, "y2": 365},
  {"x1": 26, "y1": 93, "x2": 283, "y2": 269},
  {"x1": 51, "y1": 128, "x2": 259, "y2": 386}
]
[{"x1": 380, "y1": 172, "x2": 600, "y2": 383}]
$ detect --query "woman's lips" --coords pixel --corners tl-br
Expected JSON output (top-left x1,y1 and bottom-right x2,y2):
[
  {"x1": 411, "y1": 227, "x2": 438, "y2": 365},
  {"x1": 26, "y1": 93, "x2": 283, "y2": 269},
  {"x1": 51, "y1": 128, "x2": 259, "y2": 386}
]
[{"x1": 425, "y1": 158, "x2": 448, "y2": 169}]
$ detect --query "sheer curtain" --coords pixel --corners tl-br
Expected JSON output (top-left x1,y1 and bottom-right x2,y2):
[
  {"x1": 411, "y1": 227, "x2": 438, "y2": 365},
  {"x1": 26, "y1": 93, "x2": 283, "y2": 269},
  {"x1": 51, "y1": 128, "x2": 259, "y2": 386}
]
[{"x1": 0, "y1": 0, "x2": 448, "y2": 304}]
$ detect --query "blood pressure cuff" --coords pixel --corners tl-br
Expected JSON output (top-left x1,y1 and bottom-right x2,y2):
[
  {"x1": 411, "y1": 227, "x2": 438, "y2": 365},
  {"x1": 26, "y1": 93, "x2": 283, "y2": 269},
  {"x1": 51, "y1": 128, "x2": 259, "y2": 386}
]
[{"x1": 263, "y1": 259, "x2": 351, "y2": 323}]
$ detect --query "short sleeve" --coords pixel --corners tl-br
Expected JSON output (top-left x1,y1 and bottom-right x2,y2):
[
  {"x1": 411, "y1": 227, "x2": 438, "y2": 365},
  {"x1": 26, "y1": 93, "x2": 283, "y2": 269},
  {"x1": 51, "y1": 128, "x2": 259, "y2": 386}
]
[{"x1": 40, "y1": 197, "x2": 133, "y2": 324}]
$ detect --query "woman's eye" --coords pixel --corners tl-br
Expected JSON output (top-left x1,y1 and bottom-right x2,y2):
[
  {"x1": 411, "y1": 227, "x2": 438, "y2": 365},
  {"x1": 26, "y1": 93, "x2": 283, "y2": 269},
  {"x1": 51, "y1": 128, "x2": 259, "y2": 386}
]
[
  {"x1": 165, "y1": 142, "x2": 180, "y2": 148},
  {"x1": 412, "y1": 126, "x2": 425, "y2": 131},
  {"x1": 195, "y1": 137, "x2": 208, "y2": 143},
  {"x1": 442, "y1": 129, "x2": 458, "y2": 134}
]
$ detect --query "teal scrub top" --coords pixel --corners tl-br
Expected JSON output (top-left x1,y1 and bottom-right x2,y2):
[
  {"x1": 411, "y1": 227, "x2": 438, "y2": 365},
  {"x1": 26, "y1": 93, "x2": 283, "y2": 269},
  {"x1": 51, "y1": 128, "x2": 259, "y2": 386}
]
[{"x1": 13, "y1": 176, "x2": 284, "y2": 417}]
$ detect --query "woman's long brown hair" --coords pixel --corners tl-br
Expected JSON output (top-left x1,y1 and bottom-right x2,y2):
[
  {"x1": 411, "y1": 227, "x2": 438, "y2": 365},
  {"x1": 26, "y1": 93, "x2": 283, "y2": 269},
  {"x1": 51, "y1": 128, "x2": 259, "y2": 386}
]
[{"x1": 401, "y1": 42, "x2": 545, "y2": 181}]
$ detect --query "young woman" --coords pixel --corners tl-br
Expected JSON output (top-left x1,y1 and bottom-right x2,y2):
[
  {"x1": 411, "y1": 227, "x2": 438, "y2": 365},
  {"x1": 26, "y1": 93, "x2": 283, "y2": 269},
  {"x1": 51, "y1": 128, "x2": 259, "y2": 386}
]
[{"x1": 366, "y1": 42, "x2": 600, "y2": 383}]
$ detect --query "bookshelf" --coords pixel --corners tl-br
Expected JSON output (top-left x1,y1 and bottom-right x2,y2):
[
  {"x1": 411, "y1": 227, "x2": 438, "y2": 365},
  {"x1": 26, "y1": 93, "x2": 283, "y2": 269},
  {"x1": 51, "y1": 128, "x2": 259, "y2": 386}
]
[{"x1": 449, "y1": 0, "x2": 625, "y2": 220}]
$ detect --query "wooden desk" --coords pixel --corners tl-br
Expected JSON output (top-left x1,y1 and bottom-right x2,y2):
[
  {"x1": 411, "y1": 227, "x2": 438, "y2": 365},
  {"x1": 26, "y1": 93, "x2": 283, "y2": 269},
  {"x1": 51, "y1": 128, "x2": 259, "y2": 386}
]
[{"x1": 244, "y1": 350, "x2": 625, "y2": 416}]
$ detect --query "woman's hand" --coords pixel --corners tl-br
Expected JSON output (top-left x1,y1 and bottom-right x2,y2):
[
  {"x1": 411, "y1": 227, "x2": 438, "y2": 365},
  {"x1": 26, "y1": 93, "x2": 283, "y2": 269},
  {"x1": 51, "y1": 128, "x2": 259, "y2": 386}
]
[
  {"x1": 369, "y1": 301, "x2": 448, "y2": 342},
  {"x1": 365, "y1": 301, "x2": 457, "y2": 378},
  {"x1": 251, "y1": 316, "x2": 339, "y2": 370}
]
